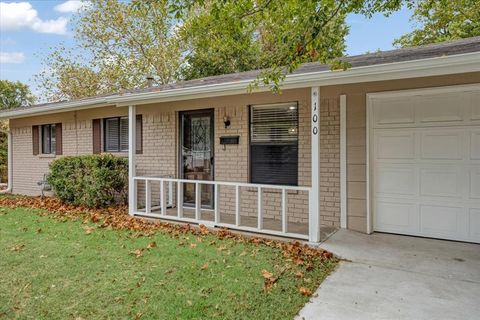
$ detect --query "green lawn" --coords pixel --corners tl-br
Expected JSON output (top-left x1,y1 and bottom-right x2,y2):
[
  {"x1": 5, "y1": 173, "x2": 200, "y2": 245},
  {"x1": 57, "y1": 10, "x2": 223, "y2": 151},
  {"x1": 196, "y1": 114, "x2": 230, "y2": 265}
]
[{"x1": 0, "y1": 206, "x2": 336, "y2": 319}]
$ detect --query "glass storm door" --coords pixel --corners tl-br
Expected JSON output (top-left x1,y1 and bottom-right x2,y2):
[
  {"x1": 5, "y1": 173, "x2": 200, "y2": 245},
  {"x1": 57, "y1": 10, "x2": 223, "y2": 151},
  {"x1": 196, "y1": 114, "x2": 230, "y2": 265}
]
[{"x1": 180, "y1": 109, "x2": 214, "y2": 208}]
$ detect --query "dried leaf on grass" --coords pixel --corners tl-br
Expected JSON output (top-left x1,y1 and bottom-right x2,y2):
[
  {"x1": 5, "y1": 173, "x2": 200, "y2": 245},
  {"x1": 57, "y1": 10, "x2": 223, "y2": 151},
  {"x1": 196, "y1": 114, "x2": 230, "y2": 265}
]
[
  {"x1": 147, "y1": 242, "x2": 156, "y2": 249},
  {"x1": 130, "y1": 249, "x2": 144, "y2": 258},
  {"x1": 299, "y1": 286, "x2": 312, "y2": 296},
  {"x1": 9, "y1": 244, "x2": 25, "y2": 252}
]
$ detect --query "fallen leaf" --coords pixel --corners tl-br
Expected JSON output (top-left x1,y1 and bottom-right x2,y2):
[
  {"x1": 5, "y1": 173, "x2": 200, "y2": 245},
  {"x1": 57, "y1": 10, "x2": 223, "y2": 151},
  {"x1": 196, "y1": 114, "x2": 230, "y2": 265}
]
[
  {"x1": 295, "y1": 271, "x2": 304, "y2": 278},
  {"x1": 261, "y1": 269, "x2": 274, "y2": 280},
  {"x1": 83, "y1": 226, "x2": 94, "y2": 235},
  {"x1": 239, "y1": 251, "x2": 247, "y2": 257},
  {"x1": 130, "y1": 249, "x2": 144, "y2": 258},
  {"x1": 9, "y1": 244, "x2": 25, "y2": 252},
  {"x1": 299, "y1": 287, "x2": 312, "y2": 296},
  {"x1": 201, "y1": 263, "x2": 209, "y2": 270},
  {"x1": 190, "y1": 243, "x2": 197, "y2": 248},
  {"x1": 147, "y1": 242, "x2": 156, "y2": 249}
]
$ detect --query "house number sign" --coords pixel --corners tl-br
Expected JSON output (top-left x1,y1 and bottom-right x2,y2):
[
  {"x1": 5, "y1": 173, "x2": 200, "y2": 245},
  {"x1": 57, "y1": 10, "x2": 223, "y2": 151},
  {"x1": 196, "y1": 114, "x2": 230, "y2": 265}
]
[{"x1": 312, "y1": 90, "x2": 319, "y2": 135}]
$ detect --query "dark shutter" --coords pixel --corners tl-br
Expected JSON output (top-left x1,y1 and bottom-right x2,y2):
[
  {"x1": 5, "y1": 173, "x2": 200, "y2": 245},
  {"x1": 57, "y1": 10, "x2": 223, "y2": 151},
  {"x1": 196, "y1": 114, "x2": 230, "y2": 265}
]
[
  {"x1": 92, "y1": 119, "x2": 101, "y2": 154},
  {"x1": 32, "y1": 125, "x2": 39, "y2": 155},
  {"x1": 55, "y1": 123, "x2": 62, "y2": 155},
  {"x1": 136, "y1": 114, "x2": 143, "y2": 154}
]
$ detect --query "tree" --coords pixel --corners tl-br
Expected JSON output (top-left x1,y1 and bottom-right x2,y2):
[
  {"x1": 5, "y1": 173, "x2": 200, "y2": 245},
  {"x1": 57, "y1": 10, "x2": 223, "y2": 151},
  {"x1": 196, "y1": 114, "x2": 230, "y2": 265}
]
[
  {"x1": 394, "y1": 0, "x2": 480, "y2": 47},
  {"x1": 0, "y1": 80, "x2": 34, "y2": 182},
  {"x1": 167, "y1": 0, "x2": 405, "y2": 90},
  {"x1": 36, "y1": 0, "x2": 182, "y2": 101},
  {"x1": 0, "y1": 80, "x2": 35, "y2": 109}
]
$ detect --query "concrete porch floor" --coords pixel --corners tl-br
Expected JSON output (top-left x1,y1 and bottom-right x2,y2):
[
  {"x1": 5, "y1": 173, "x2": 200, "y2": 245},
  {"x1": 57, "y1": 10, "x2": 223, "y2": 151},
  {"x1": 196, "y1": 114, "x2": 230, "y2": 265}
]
[{"x1": 297, "y1": 229, "x2": 480, "y2": 320}]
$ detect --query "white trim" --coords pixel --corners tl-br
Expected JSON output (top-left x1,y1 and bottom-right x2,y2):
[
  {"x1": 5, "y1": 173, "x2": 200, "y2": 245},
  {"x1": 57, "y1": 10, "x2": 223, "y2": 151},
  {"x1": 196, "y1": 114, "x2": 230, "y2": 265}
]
[
  {"x1": 1, "y1": 52, "x2": 479, "y2": 119},
  {"x1": 309, "y1": 86, "x2": 320, "y2": 242},
  {"x1": 365, "y1": 83, "x2": 480, "y2": 235},
  {"x1": 340, "y1": 94, "x2": 347, "y2": 229},
  {"x1": 128, "y1": 105, "x2": 136, "y2": 216}
]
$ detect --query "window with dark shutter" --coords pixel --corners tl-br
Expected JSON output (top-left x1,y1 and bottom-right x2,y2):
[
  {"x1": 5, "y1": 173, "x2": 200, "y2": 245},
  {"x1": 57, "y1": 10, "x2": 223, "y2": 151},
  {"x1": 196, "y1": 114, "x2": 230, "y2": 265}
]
[
  {"x1": 103, "y1": 115, "x2": 142, "y2": 153},
  {"x1": 250, "y1": 103, "x2": 298, "y2": 185}
]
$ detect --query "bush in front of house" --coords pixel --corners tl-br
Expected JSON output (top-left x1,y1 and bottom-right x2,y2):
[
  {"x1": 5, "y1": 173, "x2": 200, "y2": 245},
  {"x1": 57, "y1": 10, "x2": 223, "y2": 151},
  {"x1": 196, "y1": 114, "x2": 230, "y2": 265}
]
[{"x1": 47, "y1": 154, "x2": 128, "y2": 207}]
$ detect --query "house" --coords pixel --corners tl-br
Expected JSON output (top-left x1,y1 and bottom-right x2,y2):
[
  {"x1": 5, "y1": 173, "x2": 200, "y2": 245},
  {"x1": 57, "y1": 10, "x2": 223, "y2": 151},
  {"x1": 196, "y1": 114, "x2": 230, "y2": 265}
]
[{"x1": 1, "y1": 37, "x2": 479, "y2": 244}]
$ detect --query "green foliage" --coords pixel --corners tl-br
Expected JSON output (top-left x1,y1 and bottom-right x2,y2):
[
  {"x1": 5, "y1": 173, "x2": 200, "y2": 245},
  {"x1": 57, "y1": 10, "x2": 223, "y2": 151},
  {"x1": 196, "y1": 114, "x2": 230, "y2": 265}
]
[
  {"x1": 0, "y1": 80, "x2": 35, "y2": 110},
  {"x1": 170, "y1": 0, "x2": 405, "y2": 91},
  {"x1": 394, "y1": 0, "x2": 480, "y2": 47},
  {"x1": 47, "y1": 154, "x2": 128, "y2": 207}
]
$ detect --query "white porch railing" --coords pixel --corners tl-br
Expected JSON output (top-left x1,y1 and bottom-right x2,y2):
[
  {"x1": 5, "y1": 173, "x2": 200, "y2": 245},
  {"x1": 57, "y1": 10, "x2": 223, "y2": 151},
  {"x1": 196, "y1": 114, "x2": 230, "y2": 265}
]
[{"x1": 132, "y1": 176, "x2": 311, "y2": 240}]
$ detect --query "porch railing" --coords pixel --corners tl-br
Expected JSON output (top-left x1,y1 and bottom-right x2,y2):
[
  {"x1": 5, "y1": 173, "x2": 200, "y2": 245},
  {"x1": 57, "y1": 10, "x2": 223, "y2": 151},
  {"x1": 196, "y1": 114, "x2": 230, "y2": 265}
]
[{"x1": 132, "y1": 176, "x2": 311, "y2": 240}]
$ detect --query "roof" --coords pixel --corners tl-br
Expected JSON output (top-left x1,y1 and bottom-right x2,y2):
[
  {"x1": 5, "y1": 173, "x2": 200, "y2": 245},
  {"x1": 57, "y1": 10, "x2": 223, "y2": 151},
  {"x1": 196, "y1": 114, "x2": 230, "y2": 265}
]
[{"x1": 2, "y1": 36, "x2": 480, "y2": 119}]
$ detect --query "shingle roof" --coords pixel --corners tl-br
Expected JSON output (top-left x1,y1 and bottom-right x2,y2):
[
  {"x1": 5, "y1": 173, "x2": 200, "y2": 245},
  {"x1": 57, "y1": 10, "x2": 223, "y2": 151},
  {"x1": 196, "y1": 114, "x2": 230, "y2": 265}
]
[{"x1": 3, "y1": 36, "x2": 480, "y2": 113}]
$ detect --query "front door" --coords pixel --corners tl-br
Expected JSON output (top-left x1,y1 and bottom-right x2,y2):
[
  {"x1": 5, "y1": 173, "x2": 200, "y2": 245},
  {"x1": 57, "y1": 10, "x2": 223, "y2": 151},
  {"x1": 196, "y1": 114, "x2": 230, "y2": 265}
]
[{"x1": 179, "y1": 109, "x2": 214, "y2": 208}]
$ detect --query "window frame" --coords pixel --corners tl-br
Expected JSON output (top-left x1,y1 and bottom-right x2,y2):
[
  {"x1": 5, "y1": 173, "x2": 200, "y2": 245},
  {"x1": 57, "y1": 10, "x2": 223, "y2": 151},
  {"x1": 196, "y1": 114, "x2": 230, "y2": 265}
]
[
  {"x1": 41, "y1": 123, "x2": 56, "y2": 154},
  {"x1": 249, "y1": 102, "x2": 299, "y2": 186},
  {"x1": 103, "y1": 116, "x2": 129, "y2": 153}
]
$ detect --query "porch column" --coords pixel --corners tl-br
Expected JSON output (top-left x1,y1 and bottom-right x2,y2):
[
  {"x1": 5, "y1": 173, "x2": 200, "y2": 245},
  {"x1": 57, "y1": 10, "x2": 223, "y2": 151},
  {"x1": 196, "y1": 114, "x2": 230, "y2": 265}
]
[
  {"x1": 309, "y1": 87, "x2": 321, "y2": 242},
  {"x1": 128, "y1": 105, "x2": 137, "y2": 216}
]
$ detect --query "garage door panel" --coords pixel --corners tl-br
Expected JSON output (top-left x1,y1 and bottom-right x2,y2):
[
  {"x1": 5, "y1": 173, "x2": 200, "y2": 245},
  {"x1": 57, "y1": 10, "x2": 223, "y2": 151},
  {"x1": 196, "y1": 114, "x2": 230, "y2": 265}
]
[
  {"x1": 419, "y1": 205, "x2": 466, "y2": 239},
  {"x1": 470, "y1": 91, "x2": 480, "y2": 120},
  {"x1": 416, "y1": 93, "x2": 465, "y2": 123},
  {"x1": 469, "y1": 208, "x2": 480, "y2": 241},
  {"x1": 470, "y1": 130, "x2": 480, "y2": 159},
  {"x1": 375, "y1": 165, "x2": 416, "y2": 197},
  {"x1": 375, "y1": 201, "x2": 417, "y2": 233},
  {"x1": 375, "y1": 132, "x2": 415, "y2": 159},
  {"x1": 419, "y1": 167, "x2": 463, "y2": 199},
  {"x1": 470, "y1": 168, "x2": 480, "y2": 199},
  {"x1": 373, "y1": 97, "x2": 415, "y2": 125},
  {"x1": 420, "y1": 130, "x2": 464, "y2": 160}
]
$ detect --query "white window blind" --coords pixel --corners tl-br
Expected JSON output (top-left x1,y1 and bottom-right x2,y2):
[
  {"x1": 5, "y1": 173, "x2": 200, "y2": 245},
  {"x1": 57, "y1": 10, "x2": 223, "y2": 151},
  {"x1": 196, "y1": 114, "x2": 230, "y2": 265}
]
[
  {"x1": 251, "y1": 102, "x2": 298, "y2": 143},
  {"x1": 105, "y1": 118, "x2": 120, "y2": 152}
]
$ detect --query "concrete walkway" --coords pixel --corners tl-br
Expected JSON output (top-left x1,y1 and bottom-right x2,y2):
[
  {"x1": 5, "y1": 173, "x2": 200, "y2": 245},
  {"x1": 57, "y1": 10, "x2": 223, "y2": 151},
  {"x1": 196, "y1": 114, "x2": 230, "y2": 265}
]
[{"x1": 297, "y1": 230, "x2": 480, "y2": 320}]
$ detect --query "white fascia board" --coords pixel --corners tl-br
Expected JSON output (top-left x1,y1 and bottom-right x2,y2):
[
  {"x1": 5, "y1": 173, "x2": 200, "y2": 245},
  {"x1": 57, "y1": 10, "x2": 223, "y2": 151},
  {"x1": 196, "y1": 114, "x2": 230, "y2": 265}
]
[{"x1": 1, "y1": 52, "x2": 479, "y2": 119}]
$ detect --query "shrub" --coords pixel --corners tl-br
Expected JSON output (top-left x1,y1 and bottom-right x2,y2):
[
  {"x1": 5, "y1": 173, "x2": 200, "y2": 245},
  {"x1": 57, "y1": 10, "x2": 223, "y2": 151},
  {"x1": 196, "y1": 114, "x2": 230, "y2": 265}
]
[{"x1": 47, "y1": 154, "x2": 128, "y2": 208}]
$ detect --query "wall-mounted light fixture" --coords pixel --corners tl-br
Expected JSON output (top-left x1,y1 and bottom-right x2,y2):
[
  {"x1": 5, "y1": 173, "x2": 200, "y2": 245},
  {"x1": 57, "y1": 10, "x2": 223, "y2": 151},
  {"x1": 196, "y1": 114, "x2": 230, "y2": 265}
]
[{"x1": 223, "y1": 116, "x2": 231, "y2": 129}]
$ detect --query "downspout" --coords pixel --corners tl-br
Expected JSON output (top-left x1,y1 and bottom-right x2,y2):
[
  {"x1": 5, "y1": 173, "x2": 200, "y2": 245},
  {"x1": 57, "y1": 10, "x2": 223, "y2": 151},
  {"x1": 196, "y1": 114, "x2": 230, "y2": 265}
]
[{"x1": 0, "y1": 130, "x2": 12, "y2": 193}]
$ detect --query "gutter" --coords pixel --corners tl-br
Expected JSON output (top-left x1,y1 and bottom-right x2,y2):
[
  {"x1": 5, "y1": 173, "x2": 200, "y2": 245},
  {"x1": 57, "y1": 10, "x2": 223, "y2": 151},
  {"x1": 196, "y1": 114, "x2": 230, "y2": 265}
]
[{"x1": 1, "y1": 51, "x2": 479, "y2": 119}]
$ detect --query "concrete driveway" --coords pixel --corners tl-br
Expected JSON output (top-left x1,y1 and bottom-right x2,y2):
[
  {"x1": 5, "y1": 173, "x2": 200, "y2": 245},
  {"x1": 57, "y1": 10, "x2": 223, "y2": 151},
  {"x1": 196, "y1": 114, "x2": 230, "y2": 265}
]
[{"x1": 297, "y1": 230, "x2": 480, "y2": 320}]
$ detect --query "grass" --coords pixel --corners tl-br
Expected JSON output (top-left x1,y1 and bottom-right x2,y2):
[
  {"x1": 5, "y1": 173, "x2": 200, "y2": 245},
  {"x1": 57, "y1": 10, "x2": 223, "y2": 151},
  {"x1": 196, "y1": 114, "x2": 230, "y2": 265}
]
[{"x1": 0, "y1": 206, "x2": 336, "y2": 319}]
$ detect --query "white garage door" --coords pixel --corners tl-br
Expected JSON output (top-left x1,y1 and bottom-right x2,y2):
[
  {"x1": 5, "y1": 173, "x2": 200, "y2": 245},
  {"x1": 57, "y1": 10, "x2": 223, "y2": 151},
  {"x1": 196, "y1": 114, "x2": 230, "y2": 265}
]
[{"x1": 370, "y1": 84, "x2": 480, "y2": 243}]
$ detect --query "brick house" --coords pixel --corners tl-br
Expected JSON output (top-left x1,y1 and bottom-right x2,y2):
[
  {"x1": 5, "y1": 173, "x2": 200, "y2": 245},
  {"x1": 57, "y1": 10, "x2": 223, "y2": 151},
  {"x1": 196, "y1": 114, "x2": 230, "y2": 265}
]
[{"x1": 1, "y1": 37, "x2": 479, "y2": 243}]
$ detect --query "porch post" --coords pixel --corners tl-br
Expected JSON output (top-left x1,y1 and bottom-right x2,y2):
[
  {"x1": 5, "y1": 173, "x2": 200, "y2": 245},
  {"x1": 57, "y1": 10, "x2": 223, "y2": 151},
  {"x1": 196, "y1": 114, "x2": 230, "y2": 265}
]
[
  {"x1": 128, "y1": 105, "x2": 137, "y2": 216},
  {"x1": 309, "y1": 87, "x2": 321, "y2": 242}
]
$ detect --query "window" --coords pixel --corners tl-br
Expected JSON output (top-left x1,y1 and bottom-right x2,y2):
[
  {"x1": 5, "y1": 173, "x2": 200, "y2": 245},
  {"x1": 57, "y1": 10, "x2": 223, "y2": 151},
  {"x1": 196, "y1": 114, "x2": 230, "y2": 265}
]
[
  {"x1": 41, "y1": 124, "x2": 56, "y2": 154},
  {"x1": 103, "y1": 116, "x2": 142, "y2": 153},
  {"x1": 250, "y1": 102, "x2": 298, "y2": 185}
]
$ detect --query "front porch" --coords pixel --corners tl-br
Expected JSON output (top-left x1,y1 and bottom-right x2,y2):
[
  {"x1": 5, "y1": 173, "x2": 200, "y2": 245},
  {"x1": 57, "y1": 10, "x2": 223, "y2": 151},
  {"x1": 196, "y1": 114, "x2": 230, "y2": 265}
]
[{"x1": 126, "y1": 87, "x2": 332, "y2": 243}]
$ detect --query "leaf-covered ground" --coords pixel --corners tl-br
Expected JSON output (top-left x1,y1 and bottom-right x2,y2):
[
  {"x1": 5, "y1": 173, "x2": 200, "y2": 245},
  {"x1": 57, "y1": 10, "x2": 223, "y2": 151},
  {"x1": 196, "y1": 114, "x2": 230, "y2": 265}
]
[{"x1": 0, "y1": 197, "x2": 337, "y2": 319}]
